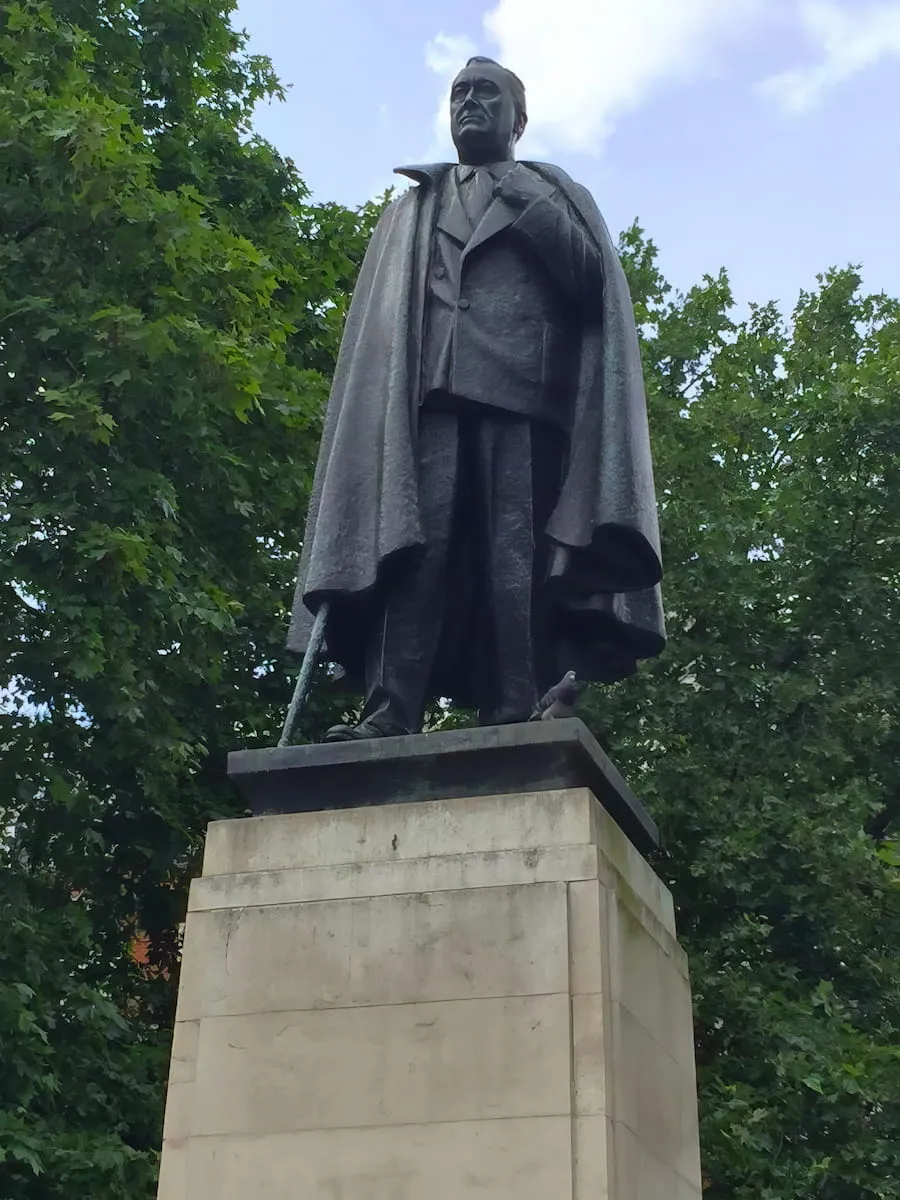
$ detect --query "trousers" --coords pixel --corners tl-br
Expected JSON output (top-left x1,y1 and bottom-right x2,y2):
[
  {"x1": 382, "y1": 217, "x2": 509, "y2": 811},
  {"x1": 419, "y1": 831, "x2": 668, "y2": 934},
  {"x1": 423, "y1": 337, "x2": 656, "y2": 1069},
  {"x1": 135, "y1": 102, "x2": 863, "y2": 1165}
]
[{"x1": 361, "y1": 405, "x2": 565, "y2": 732}]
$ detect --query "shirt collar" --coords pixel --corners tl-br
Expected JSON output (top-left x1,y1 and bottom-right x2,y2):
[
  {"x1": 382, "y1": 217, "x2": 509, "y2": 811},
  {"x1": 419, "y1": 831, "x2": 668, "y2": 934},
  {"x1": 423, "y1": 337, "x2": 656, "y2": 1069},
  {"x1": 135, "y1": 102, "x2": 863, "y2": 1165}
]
[{"x1": 455, "y1": 161, "x2": 514, "y2": 183}]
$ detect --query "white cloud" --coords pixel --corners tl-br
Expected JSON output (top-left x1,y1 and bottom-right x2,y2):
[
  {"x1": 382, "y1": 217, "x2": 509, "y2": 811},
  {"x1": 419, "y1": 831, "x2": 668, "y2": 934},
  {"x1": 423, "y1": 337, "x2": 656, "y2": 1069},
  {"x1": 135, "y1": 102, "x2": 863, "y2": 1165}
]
[
  {"x1": 760, "y1": 1, "x2": 900, "y2": 113},
  {"x1": 480, "y1": 0, "x2": 766, "y2": 155},
  {"x1": 423, "y1": 1, "x2": 900, "y2": 161},
  {"x1": 425, "y1": 32, "x2": 478, "y2": 79}
]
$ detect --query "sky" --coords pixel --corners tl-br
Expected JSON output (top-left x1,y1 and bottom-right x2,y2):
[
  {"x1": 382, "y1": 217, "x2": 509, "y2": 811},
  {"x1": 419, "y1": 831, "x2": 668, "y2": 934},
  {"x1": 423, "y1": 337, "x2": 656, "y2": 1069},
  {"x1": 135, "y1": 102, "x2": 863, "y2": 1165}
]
[{"x1": 233, "y1": 0, "x2": 900, "y2": 311}]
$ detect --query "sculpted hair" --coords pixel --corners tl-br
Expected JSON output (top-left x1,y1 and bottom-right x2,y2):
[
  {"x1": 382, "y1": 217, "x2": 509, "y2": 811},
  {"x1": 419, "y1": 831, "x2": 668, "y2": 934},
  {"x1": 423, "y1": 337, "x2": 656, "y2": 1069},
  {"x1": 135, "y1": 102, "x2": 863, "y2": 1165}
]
[{"x1": 464, "y1": 55, "x2": 528, "y2": 139}]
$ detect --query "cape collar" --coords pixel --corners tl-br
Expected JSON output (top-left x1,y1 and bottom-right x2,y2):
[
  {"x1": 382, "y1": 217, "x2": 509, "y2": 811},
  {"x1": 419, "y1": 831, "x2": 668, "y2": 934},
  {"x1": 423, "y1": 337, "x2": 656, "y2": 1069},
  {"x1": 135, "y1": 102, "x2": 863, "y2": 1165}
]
[{"x1": 393, "y1": 163, "x2": 452, "y2": 186}]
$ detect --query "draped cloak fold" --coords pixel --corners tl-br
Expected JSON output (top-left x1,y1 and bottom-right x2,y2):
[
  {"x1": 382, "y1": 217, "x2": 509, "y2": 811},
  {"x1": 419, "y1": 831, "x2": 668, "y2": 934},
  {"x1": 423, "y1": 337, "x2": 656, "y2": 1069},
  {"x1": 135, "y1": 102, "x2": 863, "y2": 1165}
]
[{"x1": 287, "y1": 161, "x2": 666, "y2": 695}]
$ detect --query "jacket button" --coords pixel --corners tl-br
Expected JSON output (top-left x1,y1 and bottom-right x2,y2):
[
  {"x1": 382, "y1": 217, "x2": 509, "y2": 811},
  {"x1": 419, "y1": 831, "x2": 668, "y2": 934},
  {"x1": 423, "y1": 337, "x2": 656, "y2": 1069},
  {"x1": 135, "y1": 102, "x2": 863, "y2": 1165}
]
[
  {"x1": 457, "y1": 298, "x2": 470, "y2": 310},
  {"x1": 434, "y1": 264, "x2": 446, "y2": 279}
]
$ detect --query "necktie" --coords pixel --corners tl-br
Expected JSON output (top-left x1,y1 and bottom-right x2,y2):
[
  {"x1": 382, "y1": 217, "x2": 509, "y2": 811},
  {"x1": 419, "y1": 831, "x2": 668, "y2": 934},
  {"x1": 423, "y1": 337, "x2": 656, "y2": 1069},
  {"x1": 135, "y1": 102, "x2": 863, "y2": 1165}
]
[{"x1": 460, "y1": 166, "x2": 495, "y2": 229}]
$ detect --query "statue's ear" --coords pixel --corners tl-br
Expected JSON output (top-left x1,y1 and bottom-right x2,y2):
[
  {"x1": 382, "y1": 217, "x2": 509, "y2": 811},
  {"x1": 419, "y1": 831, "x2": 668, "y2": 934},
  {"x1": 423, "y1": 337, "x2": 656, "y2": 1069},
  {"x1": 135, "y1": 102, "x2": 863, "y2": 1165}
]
[{"x1": 514, "y1": 112, "x2": 528, "y2": 142}]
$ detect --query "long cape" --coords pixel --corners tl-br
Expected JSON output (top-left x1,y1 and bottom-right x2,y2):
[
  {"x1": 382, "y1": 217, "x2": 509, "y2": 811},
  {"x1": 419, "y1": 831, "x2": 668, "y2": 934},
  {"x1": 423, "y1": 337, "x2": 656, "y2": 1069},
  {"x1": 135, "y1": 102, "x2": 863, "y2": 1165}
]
[{"x1": 287, "y1": 162, "x2": 666, "y2": 691}]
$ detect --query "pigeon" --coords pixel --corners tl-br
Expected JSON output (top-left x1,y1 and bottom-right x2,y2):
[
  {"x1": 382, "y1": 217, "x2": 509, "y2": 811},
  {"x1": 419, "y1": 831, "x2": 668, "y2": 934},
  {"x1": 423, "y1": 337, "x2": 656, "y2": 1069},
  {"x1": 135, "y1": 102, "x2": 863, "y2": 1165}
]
[{"x1": 530, "y1": 670, "x2": 580, "y2": 721}]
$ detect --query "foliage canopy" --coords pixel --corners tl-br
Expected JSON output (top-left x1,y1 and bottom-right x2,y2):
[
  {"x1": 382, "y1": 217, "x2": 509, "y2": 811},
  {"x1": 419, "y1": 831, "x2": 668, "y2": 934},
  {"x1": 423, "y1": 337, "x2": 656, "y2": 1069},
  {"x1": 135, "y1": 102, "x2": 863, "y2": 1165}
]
[{"x1": 590, "y1": 230, "x2": 900, "y2": 1199}]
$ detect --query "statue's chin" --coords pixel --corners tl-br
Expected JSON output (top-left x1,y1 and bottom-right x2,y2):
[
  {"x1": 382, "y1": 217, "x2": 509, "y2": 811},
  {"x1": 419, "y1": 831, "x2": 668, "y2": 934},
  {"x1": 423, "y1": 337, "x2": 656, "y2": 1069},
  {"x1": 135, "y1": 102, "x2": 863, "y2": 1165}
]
[{"x1": 452, "y1": 129, "x2": 506, "y2": 164}]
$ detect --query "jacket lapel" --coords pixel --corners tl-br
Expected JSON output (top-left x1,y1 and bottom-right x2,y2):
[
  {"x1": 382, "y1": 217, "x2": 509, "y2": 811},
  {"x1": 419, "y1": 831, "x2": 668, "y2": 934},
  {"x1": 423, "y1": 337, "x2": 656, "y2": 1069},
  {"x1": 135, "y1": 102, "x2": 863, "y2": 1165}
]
[
  {"x1": 462, "y1": 194, "x2": 517, "y2": 260},
  {"x1": 395, "y1": 163, "x2": 472, "y2": 247},
  {"x1": 437, "y1": 189, "x2": 473, "y2": 246},
  {"x1": 462, "y1": 164, "x2": 555, "y2": 260}
]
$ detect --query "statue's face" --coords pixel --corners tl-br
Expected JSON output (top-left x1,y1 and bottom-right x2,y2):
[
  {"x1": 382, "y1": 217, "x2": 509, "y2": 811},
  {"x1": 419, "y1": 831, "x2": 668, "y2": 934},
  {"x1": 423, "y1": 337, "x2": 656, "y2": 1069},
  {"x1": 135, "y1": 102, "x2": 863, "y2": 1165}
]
[{"x1": 450, "y1": 65, "x2": 518, "y2": 163}]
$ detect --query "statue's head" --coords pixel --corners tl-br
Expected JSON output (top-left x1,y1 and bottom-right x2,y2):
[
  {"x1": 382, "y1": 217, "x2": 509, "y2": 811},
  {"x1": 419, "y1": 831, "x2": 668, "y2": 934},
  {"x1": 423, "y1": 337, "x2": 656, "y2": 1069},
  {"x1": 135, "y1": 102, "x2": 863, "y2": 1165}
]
[{"x1": 450, "y1": 56, "x2": 527, "y2": 165}]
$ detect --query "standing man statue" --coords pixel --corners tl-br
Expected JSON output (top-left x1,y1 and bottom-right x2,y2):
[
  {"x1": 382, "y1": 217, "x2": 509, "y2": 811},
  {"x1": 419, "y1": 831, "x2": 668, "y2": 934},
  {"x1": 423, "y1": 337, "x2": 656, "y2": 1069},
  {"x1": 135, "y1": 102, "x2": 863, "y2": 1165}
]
[{"x1": 287, "y1": 56, "x2": 665, "y2": 742}]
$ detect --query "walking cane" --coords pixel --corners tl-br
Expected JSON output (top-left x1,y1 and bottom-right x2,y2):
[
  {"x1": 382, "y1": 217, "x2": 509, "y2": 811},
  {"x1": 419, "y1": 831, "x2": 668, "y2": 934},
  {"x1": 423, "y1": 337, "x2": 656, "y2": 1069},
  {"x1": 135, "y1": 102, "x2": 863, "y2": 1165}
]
[{"x1": 278, "y1": 602, "x2": 330, "y2": 748}]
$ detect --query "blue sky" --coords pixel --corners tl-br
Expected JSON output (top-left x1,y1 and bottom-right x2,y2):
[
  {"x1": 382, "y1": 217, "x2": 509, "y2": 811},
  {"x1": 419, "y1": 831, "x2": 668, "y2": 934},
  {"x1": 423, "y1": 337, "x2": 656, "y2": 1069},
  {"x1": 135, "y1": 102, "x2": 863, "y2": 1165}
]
[{"x1": 234, "y1": 0, "x2": 900, "y2": 311}]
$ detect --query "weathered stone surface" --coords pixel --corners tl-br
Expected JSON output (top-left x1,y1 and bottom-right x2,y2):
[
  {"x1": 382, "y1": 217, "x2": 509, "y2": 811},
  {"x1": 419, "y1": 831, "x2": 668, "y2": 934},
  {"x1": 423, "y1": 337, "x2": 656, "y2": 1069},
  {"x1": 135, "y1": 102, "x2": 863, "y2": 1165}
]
[
  {"x1": 158, "y1": 787, "x2": 701, "y2": 1200},
  {"x1": 167, "y1": 1020, "x2": 199, "y2": 1086},
  {"x1": 203, "y1": 786, "x2": 598, "y2": 875},
  {"x1": 189, "y1": 843, "x2": 597, "y2": 912},
  {"x1": 186, "y1": 993, "x2": 571, "y2": 1137},
  {"x1": 573, "y1": 1115, "x2": 615, "y2": 1200},
  {"x1": 184, "y1": 1118, "x2": 575, "y2": 1200},
  {"x1": 175, "y1": 881, "x2": 569, "y2": 1023},
  {"x1": 593, "y1": 802, "x2": 675, "y2": 932}
]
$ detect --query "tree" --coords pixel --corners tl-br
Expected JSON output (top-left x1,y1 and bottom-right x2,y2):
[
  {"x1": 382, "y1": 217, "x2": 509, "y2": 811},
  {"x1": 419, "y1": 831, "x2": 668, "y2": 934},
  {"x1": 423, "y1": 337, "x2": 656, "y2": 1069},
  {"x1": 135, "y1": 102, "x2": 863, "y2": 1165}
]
[
  {"x1": 0, "y1": 2, "x2": 378, "y2": 1194},
  {"x1": 583, "y1": 229, "x2": 900, "y2": 1199}
]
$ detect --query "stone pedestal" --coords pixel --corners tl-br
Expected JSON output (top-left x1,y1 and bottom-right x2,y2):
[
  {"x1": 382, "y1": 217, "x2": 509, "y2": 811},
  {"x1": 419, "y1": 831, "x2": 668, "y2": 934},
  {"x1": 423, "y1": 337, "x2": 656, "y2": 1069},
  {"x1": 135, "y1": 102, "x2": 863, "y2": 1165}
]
[{"x1": 157, "y1": 781, "x2": 703, "y2": 1199}]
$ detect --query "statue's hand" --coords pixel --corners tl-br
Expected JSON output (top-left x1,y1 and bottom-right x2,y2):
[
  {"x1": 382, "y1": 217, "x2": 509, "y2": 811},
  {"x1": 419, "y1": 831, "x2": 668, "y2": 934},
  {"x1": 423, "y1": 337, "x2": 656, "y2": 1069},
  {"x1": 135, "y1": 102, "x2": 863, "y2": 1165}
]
[{"x1": 492, "y1": 169, "x2": 541, "y2": 211}]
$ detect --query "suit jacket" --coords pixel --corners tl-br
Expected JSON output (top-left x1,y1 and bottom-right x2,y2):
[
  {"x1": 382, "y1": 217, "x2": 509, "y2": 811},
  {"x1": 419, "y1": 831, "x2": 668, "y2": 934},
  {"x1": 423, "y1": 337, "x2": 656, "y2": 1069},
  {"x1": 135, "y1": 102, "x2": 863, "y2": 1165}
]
[
  {"x1": 421, "y1": 162, "x2": 605, "y2": 431},
  {"x1": 287, "y1": 161, "x2": 666, "y2": 692}
]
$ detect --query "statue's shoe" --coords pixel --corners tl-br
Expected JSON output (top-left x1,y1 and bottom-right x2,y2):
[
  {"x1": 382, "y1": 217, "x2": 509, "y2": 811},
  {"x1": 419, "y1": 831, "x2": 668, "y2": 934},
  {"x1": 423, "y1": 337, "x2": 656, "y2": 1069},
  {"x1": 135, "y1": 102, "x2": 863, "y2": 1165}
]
[{"x1": 324, "y1": 717, "x2": 410, "y2": 743}]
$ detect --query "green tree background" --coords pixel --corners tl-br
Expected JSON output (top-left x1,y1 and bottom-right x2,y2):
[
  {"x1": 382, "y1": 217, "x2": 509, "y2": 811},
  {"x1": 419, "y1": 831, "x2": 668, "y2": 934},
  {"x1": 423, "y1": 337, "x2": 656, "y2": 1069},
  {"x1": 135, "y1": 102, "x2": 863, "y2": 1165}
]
[{"x1": 1, "y1": 2, "x2": 897, "y2": 1198}]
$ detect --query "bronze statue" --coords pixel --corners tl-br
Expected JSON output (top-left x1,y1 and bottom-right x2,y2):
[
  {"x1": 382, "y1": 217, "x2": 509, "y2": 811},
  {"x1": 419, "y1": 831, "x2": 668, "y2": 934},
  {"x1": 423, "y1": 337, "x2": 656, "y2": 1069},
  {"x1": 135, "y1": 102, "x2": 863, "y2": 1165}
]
[{"x1": 286, "y1": 57, "x2": 665, "y2": 742}]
